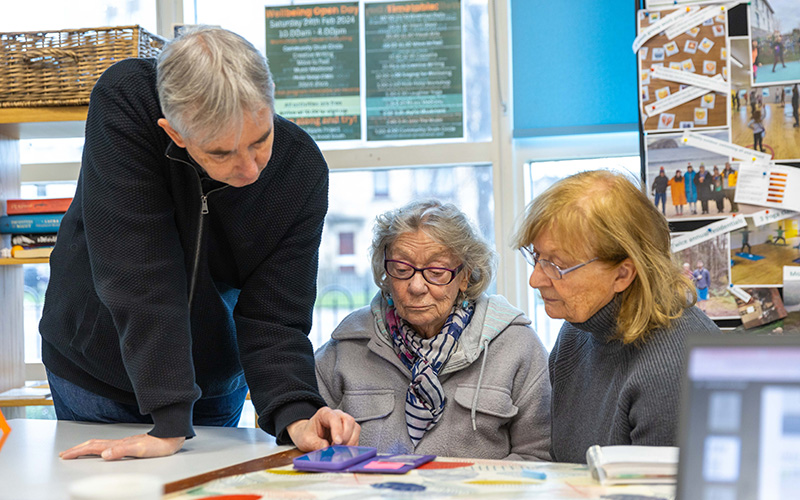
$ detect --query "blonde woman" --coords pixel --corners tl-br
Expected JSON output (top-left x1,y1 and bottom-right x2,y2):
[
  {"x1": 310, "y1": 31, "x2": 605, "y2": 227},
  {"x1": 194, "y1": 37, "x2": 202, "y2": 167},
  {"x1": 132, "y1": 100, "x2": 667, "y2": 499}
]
[{"x1": 514, "y1": 170, "x2": 719, "y2": 463}]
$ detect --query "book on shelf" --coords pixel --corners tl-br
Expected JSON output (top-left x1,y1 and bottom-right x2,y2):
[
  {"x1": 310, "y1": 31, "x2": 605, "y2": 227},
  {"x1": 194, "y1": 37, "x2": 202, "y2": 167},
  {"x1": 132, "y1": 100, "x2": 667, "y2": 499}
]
[
  {"x1": 10, "y1": 233, "x2": 57, "y2": 246},
  {"x1": 0, "y1": 386, "x2": 51, "y2": 401},
  {"x1": 0, "y1": 213, "x2": 64, "y2": 234},
  {"x1": 10, "y1": 245, "x2": 54, "y2": 259},
  {"x1": 5, "y1": 197, "x2": 72, "y2": 215},
  {"x1": 586, "y1": 445, "x2": 679, "y2": 486}
]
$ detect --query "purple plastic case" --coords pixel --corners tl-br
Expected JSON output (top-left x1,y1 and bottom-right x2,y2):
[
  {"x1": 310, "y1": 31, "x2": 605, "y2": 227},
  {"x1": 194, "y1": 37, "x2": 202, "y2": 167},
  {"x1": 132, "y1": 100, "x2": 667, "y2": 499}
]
[
  {"x1": 293, "y1": 445, "x2": 377, "y2": 471},
  {"x1": 346, "y1": 454, "x2": 436, "y2": 474}
]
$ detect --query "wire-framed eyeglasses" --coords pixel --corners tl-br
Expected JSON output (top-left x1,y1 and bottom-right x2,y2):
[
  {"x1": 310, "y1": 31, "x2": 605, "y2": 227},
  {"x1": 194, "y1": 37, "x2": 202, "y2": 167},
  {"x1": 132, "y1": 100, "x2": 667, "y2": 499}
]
[
  {"x1": 519, "y1": 245, "x2": 598, "y2": 280},
  {"x1": 384, "y1": 249, "x2": 464, "y2": 286}
]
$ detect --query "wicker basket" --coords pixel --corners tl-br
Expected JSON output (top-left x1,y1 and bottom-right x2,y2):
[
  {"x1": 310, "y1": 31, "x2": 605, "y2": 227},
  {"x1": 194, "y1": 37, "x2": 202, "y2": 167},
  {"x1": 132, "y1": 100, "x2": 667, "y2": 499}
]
[{"x1": 0, "y1": 25, "x2": 165, "y2": 108}]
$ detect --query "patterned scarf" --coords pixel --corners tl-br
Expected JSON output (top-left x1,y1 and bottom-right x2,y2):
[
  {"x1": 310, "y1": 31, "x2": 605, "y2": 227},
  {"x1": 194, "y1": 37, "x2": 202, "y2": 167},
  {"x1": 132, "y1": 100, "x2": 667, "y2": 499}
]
[{"x1": 385, "y1": 302, "x2": 474, "y2": 447}]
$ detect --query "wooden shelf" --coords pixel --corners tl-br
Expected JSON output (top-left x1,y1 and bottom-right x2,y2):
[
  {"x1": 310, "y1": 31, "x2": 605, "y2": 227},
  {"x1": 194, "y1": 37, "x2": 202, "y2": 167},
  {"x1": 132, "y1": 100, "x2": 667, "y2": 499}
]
[
  {"x1": 0, "y1": 106, "x2": 88, "y2": 125},
  {"x1": 0, "y1": 106, "x2": 88, "y2": 140},
  {"x1": 0, "y1": 258, "x2": 49, "y2": 265},
  {"x1": 0, "y1": 383, "x2": 52, "y2": 407},
  {"x1": 0, "y1": 396, "x2": 52, "y2": 407}
]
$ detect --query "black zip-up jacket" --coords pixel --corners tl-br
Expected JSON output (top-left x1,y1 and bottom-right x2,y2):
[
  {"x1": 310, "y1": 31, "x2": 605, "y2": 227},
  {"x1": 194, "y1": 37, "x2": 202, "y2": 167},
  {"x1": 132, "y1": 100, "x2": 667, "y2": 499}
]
[{"x1": 39, "y1": 58, "x2": 328, "y2": 441}]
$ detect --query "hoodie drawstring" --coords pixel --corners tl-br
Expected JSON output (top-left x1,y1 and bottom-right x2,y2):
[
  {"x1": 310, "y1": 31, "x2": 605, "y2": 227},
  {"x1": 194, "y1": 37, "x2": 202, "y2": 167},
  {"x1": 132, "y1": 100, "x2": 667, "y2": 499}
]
[{"x1": 471, "y1": 333, "x2": 493, "y2": 431}]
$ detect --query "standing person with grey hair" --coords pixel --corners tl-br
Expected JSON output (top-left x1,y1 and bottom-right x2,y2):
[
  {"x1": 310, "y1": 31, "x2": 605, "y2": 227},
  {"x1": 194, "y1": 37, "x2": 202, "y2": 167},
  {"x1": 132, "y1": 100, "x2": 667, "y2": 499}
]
[
  {"x1": 315, "y1": 200, "x2": 551, "y2": 460},
  {"x1": 39, "y1": 27, "x2": 358, "y2": 460}
]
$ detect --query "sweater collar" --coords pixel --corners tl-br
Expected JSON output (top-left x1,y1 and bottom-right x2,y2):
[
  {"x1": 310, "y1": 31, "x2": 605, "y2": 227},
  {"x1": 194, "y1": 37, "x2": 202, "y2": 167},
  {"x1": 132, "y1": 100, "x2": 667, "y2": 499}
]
[{"x1": 567, "y1": 297, "x2": 620, "y2": 343}]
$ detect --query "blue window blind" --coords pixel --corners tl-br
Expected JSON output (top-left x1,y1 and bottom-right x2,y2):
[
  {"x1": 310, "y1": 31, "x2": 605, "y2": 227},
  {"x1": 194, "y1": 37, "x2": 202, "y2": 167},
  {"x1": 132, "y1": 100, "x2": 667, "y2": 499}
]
[{"x1": 511, "y1": 0, "x2": 638, "y2": 137}]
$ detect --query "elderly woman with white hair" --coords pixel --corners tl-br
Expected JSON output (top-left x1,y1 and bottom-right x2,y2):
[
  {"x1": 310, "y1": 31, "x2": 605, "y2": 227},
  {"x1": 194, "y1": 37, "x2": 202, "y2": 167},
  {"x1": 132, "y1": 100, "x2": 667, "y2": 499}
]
[{"x1": 315, "y1": 200, "x2": 551, "y2": 461}]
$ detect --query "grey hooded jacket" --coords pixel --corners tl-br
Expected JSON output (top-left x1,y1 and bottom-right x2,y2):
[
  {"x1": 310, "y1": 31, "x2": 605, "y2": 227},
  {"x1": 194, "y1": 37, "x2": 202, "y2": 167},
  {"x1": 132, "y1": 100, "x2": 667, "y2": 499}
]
[{"x1": 315, "y1": 293, "x2": 551, "y2": 461}]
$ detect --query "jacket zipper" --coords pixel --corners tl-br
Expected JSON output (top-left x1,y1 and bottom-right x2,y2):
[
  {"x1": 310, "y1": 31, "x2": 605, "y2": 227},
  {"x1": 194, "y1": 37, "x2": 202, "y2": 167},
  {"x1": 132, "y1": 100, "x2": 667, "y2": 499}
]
[{"x1": 166, "y1": 152, "x2": 228, "y2": 307}]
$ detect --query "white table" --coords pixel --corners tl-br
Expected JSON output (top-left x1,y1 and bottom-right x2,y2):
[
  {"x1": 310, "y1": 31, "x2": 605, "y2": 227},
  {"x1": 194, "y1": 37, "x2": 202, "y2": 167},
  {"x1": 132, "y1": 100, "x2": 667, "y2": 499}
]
[{"x1": 0, "y1": 419, "x2": 292, "y2": 500}]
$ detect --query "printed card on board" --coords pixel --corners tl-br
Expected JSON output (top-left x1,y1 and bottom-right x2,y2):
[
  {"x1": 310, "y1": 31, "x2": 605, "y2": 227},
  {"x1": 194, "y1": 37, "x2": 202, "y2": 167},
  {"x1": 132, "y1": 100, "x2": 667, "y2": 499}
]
[
  {"x1": 649, "y1": 11, "x2": 661, "y2": 23},
  {"x1": 714, "y1": 13, "x2": 725, "y2": 23},
  {"x1": 670, "y1": 62, "x2": 682, "y2": 71},
  {"x1": 655, "y1": 86, "x2": 671, "y2": 101},
  {"x1": 702, "y1": 18, "x2": 713, "y2": 26},
  {"x1": 642, "y1": 86, "x2": 650, "y2": 102},
  {"x1": 679, "y1": 121, "x2": 694, "y2": 128},
  {"x1": 712, "y1": 24, "x2": 725, "y2": 37},
  {"x1": 652, "y1": 48, "x2": 665, "y2": 61},
  {"x1": 682, "y1": 59, "x2": 696, "y2": 72},
  {"x1": 641, "y1": 70, "x2": 651, "y2": 85},
  {"x1": 701, "y1": 93, "x2": 716, "y2": 109},
  {"x1": 685, "y1": 27, "x2": 700, "y2": 38},
  {"x1": 698, "y1": 37, "x2": 714, "y2": 54},
  {"x1": 694, "y1": 107, "x2": 708, "y2": 125},
  {"x1": 703, "y1": 60, "x2": 717, "y2": 75},
  {"x1": 664, "y1": 41, "x2": 680, "y2": 57},
  {"x1": 659, "y1": 113, "x2": 676, "y2": 129},
  {"x1": 719, "y1": 47, "x2": 727, "y2": 60},
  {"x1": 640, "y1": 46, "x2": 649, "y2": 60},
  {"x1": 684, "y1": 40, "x2": 698, "y2": 54}
]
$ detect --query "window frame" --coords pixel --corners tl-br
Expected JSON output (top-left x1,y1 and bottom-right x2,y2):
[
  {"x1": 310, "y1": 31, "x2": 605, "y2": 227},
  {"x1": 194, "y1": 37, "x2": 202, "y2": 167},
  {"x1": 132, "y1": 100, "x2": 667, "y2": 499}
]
[{"x1": 17, "y1": 1, "x2": 647, "y2": 381}]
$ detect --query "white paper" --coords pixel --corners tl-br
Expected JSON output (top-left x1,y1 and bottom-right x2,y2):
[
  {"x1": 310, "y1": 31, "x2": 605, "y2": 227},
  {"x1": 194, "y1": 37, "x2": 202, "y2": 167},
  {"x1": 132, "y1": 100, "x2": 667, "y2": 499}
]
[
  {"x1": 734, "y1": 163, "x2": 800, "y2": 212},
  {"x1": 727, "y1": 284, "x2": 752, "y2": 303},
  {"x1": 646, "y1": 0, "x2": 735, "y2": 9},
  {"x1": 633, "y1": 8, "x2": 695, "y2": 53},
  {"x1": 645, "y1": 84, "x2": 711, "y2": 116},
  {"x1": 671, "y1": 216, "x2": 748, "y2": 252},
  {"x1": 664, "y1": 3, "x2": 737, "y2": 40},
  {"x1": 651, "y1": 67, "x2": 728, "y2": 93},
  {"x1": 749, "y1": 209, "x2": 800, "y2": 227},
  {"x1": 681, "y1": 131, "x2": 771, "y2": 164}
]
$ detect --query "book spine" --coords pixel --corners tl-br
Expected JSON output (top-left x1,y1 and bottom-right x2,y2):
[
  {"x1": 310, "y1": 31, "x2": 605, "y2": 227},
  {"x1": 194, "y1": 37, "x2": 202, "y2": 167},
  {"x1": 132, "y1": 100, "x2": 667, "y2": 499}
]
[
  {"x1": 585, "y1": 445, "x2": 607, "y2": 484},
  {"x1": 10, "y1": 233, "x2": 58, "y2": 246},
  {"x1": 0, "y1": 214, "x2": 64, "y2": 234},
  {"x1": 6, "y1": 198, "x2": 72, "y2": 215},
  {"x1": 11, "y1": 246, "x2": 55, "y2": 259}
]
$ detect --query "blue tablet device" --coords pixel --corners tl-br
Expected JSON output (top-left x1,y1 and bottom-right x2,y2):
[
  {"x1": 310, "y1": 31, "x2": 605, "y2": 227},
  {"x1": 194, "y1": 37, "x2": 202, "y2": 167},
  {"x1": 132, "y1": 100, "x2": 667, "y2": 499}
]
[{"x1": 293, "y1": 445, "x2": 378, "y2": 471}]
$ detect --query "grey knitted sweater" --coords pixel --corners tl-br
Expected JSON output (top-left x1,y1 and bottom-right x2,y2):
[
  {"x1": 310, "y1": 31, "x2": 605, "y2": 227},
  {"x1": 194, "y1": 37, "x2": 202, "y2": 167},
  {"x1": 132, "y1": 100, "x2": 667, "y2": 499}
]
[{"x1": 548, "y1": 300, "x2": 719, "y2": 463}]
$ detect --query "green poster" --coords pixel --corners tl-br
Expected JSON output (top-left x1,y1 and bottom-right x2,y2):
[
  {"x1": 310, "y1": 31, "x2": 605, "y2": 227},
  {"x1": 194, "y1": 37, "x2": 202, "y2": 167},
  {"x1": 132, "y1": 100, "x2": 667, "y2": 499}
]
[
  {"x1": 266, "y1": 3, "x2": 361, "y2": 141},
  {"x1": 365, "y1": 0, "x2": 463, "y2": 141}
]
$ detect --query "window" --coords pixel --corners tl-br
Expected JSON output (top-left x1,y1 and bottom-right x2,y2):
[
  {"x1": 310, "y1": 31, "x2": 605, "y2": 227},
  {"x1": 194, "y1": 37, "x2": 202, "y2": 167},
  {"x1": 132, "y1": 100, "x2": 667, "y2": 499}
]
[
  {"x1": 188, "y1": 0, "x2": 491, "y2": 144},
  {"x1": 338, "y1": 232, "x2": 355, "y2": 255},
  {"x1": 523, "y1": 155, "x2": 641, "y2": 350},
  {"x1": 373, "y1": 170, "x2": 389, "y2": 199},
  {"x1": 19, "y1": 182, "x2": 78, "y2": 365},
  {"x1": 0, "y1": 1, "x2": 156, "y2": 33}
]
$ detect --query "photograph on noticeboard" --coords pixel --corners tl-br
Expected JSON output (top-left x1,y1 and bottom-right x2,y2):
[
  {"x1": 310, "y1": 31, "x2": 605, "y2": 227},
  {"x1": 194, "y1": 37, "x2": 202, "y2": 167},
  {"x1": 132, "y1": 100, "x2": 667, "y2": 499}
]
[
  {"x1": 730, "y1": 217, "x2": 800, "y2": 287},
  {"x1": 637, "y1": 7, "x2": 730, "y2": 131},
  {"x1": 734, "y1": 287, "x2": 788, "y2": 329},
  {"x1": 748, "y1": 0, "x2": 800, "y2": 87},
  {"x1": 731, "y1": 38, "x2": 800, "y2": 162},
  {"x1": 672, "y1": 232, "x2": 738, "y2": 319},
  {"x1": 643, "y1": 130, "x2": 762, "y2": 222}
]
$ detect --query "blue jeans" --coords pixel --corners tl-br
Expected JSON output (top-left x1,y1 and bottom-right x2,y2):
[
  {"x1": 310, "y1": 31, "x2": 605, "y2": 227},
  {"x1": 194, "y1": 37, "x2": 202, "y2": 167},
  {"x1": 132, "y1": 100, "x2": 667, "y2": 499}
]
[
  {"x1": 47, "y1": 370, "x2": 246, "y2": 427},
  {"x1": 654, "y1": 192, "x2": 666, "y2": 213}
]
